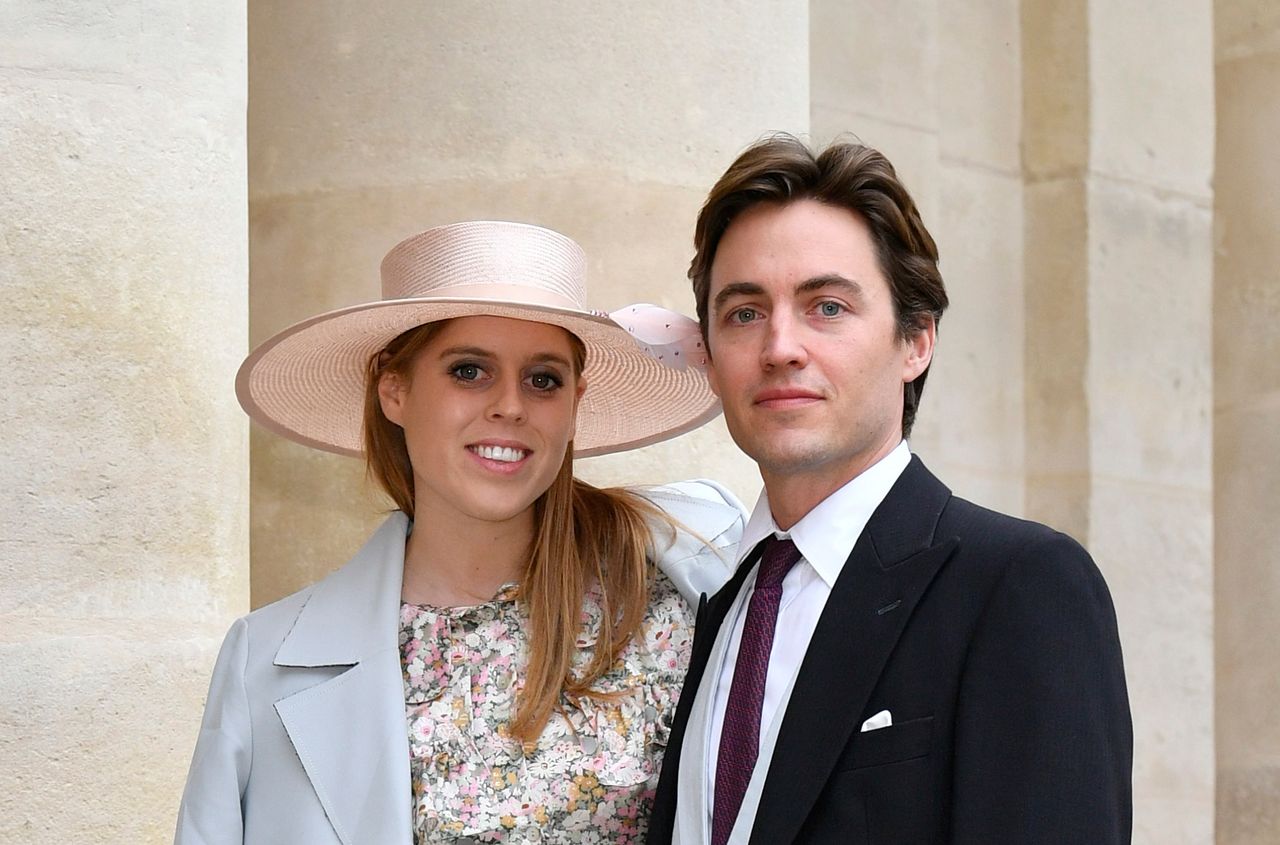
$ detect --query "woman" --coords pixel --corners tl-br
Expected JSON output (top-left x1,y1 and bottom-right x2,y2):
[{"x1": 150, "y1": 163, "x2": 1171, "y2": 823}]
[{"x1": 175, "y1": 221, "x2": 743, "y2": 844}]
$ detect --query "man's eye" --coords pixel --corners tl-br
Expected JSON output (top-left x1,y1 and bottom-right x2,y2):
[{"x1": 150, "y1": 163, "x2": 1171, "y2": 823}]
[
  {"x1": 452, "y1": 363, "x2": 482, "y2": 381},
  {"x1": 818, "y1": 301, "x2": 843, "y2": 317},
  {"x1": 732, "y1": 308, "x2": 759, "y2": 324}
]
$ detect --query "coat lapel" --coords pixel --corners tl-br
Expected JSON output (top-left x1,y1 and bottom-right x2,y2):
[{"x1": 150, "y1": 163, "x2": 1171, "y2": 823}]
[
  {"x1": 749, "y1": 458, "x2": 957, "y2": 845},
  {"x1": 650, "y1": 542, "x2": 766, "y2": 844},
  {"x1": 695, "y1": 544, "x2": 764, "y2": 679},
  {"x1": 273, "y1": 515, "x2": 414, "y2": 845}
]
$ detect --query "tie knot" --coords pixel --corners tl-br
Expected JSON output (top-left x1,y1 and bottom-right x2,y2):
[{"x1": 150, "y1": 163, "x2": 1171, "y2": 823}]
[{"x1": 756, "y1": 536, "x2": 801, "y2": 591}]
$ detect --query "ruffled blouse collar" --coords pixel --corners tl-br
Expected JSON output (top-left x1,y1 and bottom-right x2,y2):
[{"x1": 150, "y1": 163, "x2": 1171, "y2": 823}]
[{"x1": 399, "y1": 583, "x2": 523, "y2": 706}]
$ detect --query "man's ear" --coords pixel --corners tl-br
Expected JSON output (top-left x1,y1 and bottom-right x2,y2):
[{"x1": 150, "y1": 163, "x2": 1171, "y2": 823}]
[
  {"x1": 705, "y1": 350, "x2": 722, "y2": 399},
  {"x1": 902, "y1": 317, "x2": 936, "y2": 383},
  {"x1": 377, "y1": 370, "x2": 407, "y2": 427}
]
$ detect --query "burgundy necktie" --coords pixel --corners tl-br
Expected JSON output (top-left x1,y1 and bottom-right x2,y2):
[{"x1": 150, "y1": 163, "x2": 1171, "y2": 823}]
[{"x1": 712, "y1": 535, "x2": 803, "y2": 845}]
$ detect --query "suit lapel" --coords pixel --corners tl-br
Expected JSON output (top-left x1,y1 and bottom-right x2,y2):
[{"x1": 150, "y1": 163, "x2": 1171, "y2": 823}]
[
  {"x1": 695, "y1": 545, "x2": 764, "y2": 675},
  {"x1": 749, "y1": 458, "x2": 957, "y2": 845},
  {"x1": 650, "y1": 542, "x2": 766, "y2": 844},
  {"x1": 273, "y1": 515, "x2": 414, "y2": 845}
]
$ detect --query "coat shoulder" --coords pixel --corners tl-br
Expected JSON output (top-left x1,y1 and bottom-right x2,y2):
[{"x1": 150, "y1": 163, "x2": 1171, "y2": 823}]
[
  {"x1": 939, "y1": 495, "x2": 1109, "y2": 599},
  {"x1": 941, "y1": 495, "x2": 1074, "y2": 551},
  {"x1": 234, "y1": 582, "x2": 315, "y2": 645},
  {"x1": 201, "y1": 583, "x2": 316, "y2": 683},
  {"x1": 633, "y1": 479, "x2": 748, "y2": 604}
]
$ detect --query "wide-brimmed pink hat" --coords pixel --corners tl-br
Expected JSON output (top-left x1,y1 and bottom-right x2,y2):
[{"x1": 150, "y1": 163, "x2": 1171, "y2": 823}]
[{"x1": 236, "y1": 220, "x2": 718, "y2": 458}]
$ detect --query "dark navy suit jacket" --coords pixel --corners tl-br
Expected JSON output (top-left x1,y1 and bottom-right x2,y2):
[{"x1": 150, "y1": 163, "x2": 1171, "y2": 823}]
[{"x1": 647, "y1": 457, "x2": 1133, "y2": 844}]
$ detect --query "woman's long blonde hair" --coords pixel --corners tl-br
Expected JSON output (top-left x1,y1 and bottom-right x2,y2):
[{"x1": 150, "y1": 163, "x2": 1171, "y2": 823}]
[{"x1": 363, "y1": 320, "x2": 666, "y2": 743}]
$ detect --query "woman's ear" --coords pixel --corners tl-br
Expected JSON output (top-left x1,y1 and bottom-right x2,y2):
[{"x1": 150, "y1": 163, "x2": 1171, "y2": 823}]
[
  {"x1": 568, "y1": 376, "x2": 587, "y2": 441},
  {"x1": 377, "y1": 370, "x2": 407, "y2": 427}
]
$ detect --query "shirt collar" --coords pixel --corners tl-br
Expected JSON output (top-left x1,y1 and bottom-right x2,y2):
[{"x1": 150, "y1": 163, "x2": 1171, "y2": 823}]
[{"x1": 737, "y1": 441, "x2": 912, "y2": 588}]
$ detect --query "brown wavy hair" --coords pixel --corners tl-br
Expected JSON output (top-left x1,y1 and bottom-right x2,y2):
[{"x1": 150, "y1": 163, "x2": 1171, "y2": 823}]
[
  {"x1": 362, "y1": 320, "x2": 666, "y2": 743},
  {"x1": 689, "y1": 133, "x2": 949, "y2": 437}
]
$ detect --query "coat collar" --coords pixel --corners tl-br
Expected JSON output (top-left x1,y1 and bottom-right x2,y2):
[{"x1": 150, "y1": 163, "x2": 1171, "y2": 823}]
[
  {"x1": 648, "y1": 536, "x2": 764, "y2": 844},
  {"x1": 272, "y1": 513, "x2": 414, "y2": 845},
  {"x1": 749, "y1": 456, "x2": 957, "y2": 844},
  {"x1": 274, "y1": 512, "x2": 409, "y2": 668}
]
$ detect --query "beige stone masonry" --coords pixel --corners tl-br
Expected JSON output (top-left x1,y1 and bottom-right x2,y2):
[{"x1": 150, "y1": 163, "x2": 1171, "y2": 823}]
[
  {"x1": 1215, "y1": 1, "x2": 1280, "y2": 841},
  {"x1": 1024, "y1": 2, "x2": 1217, "y2": 842},
  {"x1": 247, "y1": 0, "x2": 807, "y2": 605},
  {"x1": 0, "y1": 2, "x2": 249, "y2": 843},
  {"x1": 2, "y1": 2, "x2": 1267, "y2": 841},
  {"x1": 813, "y1": 0, "x2": 1027, "y2": 521}
]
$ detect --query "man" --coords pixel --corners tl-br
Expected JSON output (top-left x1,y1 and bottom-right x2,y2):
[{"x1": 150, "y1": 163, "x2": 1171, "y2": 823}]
[{"x1": 647, "y1": 136, "x2": 1132, "y2": 844}]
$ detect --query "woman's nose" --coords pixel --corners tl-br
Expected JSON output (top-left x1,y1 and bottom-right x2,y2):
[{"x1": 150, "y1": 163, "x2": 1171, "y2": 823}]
[{"x1": 486, "y1": 377, "x2": 527, "y2": 423}]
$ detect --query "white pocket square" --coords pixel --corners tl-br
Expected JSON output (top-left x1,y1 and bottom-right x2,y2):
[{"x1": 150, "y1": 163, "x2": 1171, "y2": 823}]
[{"x1": 860, "y1": 709, "x2": 892, "y2": 732}]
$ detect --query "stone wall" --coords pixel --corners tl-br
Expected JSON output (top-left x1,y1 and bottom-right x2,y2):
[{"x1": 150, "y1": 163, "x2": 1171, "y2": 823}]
[
  {"x1": 811, "y1": 0, "x2": 1027, "y2": 519},
  {"x1": 1024, "y1": 3, "x2": 1218, "y2": 841},
  {"x1": 1215, "y1": 2, "x2": 1280, "y2": 841},
  {"x1": 246, "y1": 0, "x2": 803, "y2": 603},
  {"x1": 2, "y1": 1, "x2": 1269, "y2": 842},
  {"x1": 0, "y1": 2, "x2": 248, "y2": 842}
]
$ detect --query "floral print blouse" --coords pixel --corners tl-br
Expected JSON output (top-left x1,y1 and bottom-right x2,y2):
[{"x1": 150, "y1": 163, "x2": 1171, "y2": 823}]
[{"x1": 398, "y1": 572, "x2": 694, "y2": 844}]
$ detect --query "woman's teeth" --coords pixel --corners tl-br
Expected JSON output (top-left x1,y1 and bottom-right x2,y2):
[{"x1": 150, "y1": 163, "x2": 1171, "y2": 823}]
[{"x1": 470, "y1": 445, "x2": 527, "y2": 463}]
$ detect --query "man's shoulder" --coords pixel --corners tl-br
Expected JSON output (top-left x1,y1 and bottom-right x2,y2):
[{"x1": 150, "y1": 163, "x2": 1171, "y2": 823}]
[
  {"x1": 892, "y1": 456, "x2": 1087, "y2": 563},
  {"x1": 941, "y1": 494, "x2": 1070, "y2": 547},
  {"x1": 935, "y1": 493, "x2": 1107, "y2": 602}
]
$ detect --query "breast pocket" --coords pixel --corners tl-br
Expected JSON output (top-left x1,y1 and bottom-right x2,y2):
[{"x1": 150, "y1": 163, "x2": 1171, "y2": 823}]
[{"x1": 838, "y1": 715, "x2": 934, "y2": 771}]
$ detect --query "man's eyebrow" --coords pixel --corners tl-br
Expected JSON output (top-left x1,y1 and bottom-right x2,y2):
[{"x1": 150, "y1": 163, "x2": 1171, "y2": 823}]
[
  {"x1": 712, "y1": 275, "x2": 866, "y2": 313},
  {"x1": 797, "y1": 274, "x2": 866, "y2": 301},
  {"x1": 437, "y1": 345, "x2": 572, "y2": 368},
  {"x1": 712, "y1": 282, "x2": 766, "y2": 313}
]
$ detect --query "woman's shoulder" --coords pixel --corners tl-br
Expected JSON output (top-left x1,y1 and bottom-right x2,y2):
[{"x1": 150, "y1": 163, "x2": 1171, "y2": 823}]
[
  {"x1": 631, "y1": 479, "x2": 748, "y2": 604},
  {"x1": 234, "y1": 582, "x2": 316, "y2": 640},
  {"x1": 634, "y1": 479, "x2": 747, "y2": 534},
  {"x1": 220, "y1": 512, "x2": 410, "y2": 657}
]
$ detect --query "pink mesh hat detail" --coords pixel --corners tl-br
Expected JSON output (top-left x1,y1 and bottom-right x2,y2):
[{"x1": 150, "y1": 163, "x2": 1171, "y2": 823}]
[{"x1": 235, "y1": 220, "x2": 720, "y2": 458}]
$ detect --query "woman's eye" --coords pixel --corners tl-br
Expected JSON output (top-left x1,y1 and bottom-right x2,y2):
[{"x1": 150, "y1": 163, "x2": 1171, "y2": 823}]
[
  {"x1": 818, "y1": 301, "x2": 844, "y2": 317},
  {"x1": 527, "y1": 372, "x2": 562, "y2": 391},
  {"x1": 452, "y1": 363, "x2": 483, "y2": 381}
]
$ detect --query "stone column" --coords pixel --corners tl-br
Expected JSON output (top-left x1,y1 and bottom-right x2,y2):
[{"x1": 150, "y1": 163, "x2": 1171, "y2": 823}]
[
  {"x1": 1214, "y1": 3, "x2": 1280, "y2": 842},
  {"x1": 248, "y1": 1, "x2": 808, "y2": 604},
  {"x1": 1025, "y1": 1, "x2": 1216, "y2": 841},
  {"x1": 0, "y1": 3, "x2": 248, "y2": 843},
  {"x1": 810, "y1": 0, "x2": 1027, "y2": 515}
]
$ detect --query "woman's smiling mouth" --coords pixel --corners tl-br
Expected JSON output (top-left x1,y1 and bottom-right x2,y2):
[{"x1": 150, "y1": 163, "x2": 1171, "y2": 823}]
[{"x1": 468, "y1": 444, "x2": 530, "y2": 463}]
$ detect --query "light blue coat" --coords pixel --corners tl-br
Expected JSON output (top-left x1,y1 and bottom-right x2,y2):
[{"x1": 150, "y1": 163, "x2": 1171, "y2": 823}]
[{"x1": 174, "y1": 481, "x2": 745, "y2": 845}]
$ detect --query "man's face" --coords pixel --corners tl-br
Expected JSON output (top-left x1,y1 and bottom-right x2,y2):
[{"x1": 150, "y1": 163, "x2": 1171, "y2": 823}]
[{"x1": 705, "y1": 199, "x2": 933, "y2": 505}]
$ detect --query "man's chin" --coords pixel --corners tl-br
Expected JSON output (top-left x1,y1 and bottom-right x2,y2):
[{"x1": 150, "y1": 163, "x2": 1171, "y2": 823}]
[{"x1": 748, "y1": 442, "x2": 835, "y2": 478}]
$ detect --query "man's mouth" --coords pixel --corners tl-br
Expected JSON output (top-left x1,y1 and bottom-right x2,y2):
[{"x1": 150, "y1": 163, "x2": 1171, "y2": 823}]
[{"x1": 754, "y1": 388, "x2": 823, "y2": 406}]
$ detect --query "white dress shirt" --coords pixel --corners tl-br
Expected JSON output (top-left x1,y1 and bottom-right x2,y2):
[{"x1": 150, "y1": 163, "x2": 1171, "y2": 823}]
[{"x1": 689, "y1": 441, "x2": 911, "y2": 841}]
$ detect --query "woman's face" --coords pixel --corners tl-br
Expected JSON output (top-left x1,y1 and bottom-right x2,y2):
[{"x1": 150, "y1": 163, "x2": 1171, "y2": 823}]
[{"x1": 378, "y1": 315, "x2": 585, "y2": 529}]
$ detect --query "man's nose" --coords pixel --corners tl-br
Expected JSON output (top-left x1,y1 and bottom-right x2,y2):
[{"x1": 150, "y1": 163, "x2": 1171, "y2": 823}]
[{"x1": 761, "y1": 311, "x2": 808, "y2": 369}]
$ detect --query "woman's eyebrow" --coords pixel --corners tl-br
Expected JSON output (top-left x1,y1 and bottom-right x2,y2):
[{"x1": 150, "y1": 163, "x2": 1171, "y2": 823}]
[
  {"x1": 436, "y1": 345, "x2": 494, "y2": 359},
  {"x1": 438, "y1": 346, "x2": 572, "y2": 369},
  {"x1": 527, "y1": 352, "x2": 573, "y2": 369}
]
